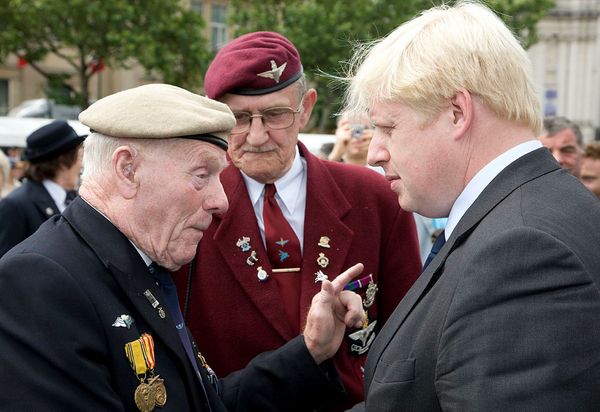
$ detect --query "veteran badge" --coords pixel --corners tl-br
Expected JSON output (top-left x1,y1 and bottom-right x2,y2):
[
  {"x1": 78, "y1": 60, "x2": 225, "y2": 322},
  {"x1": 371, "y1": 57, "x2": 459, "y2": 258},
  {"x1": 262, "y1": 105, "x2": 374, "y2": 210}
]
[{"x1": 348, "y1": 320, "x2": 377, "y2": 356}]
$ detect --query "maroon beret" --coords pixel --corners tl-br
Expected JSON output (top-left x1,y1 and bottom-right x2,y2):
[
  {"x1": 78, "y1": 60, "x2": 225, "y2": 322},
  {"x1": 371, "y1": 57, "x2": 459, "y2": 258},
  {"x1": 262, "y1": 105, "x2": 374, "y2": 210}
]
[{"x1": 204, "y1": 31, "x2": 303, "y2": 100}]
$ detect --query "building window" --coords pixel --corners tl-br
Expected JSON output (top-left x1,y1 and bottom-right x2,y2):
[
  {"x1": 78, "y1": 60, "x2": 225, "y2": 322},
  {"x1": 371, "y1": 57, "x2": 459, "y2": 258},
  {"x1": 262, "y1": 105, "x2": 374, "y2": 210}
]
[
  {"x1": 0, "y1": 80, "x2": 8, "y2": 116},
  {"x1": 190, "y1": 0, "x2": 203, "y2": 14},
  {"x1": 211, "y1": 4, "x2": 228, "y2": 51}
]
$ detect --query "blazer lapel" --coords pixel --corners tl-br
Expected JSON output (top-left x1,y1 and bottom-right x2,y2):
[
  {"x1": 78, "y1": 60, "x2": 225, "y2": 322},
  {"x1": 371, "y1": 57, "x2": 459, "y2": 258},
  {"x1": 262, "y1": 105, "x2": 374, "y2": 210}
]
[
  {"x1": 28, "y1": 181, "x2": 60, "y2": 219},
  {"x1": 367, "y1": 148, "x2": 560, "y2": 368},
  {"x1": 298, "y1": 144, "x2": 354, "y2": 317}
]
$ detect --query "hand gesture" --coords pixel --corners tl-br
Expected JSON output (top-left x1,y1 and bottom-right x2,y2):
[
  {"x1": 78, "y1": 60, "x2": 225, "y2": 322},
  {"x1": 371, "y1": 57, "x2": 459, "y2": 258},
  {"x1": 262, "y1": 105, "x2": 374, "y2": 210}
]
[{"x1": 303, "y1": 263, "x2": 366, "y2": 364}]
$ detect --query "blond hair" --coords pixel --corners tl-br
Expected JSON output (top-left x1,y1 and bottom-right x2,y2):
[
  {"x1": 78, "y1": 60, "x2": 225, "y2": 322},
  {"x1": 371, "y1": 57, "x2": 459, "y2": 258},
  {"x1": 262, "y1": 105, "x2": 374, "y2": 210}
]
[{"x1": 345, "y1": 1, "x2": 541, "y2": 133}]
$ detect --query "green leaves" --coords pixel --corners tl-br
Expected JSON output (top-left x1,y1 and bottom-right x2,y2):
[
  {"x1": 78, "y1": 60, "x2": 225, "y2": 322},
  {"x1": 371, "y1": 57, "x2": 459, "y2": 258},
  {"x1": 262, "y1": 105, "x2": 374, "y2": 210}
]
[{"x1": 0, "y1": 0, "x2": 210, "y2": 109}]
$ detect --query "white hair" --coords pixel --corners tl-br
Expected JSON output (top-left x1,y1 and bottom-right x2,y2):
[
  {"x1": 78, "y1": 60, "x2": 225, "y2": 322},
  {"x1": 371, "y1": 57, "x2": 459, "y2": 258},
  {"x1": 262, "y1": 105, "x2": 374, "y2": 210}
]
[{"x1": 345, "y1": 0, "x2": 541, "y2": 133}]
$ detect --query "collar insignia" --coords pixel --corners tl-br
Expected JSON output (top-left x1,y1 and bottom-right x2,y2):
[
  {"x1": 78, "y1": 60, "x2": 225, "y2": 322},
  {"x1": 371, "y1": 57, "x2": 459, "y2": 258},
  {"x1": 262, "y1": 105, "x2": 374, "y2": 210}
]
[{"x1": 257, "y1": 60, "x2": 287, "y2": 83}]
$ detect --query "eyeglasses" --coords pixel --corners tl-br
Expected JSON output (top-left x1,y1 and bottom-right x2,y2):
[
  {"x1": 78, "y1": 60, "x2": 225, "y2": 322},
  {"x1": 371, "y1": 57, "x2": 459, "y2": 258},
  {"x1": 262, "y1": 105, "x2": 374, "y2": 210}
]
[{"x1": 231, "y1": 98, "x2": 304, "y2": 134}]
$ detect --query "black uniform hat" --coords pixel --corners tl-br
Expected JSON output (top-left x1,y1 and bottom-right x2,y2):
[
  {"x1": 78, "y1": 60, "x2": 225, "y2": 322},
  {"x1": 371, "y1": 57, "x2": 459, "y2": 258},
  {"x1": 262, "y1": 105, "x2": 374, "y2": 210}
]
[{"x1": 24, "y1": 120, "x2": 86, "y2": 163}]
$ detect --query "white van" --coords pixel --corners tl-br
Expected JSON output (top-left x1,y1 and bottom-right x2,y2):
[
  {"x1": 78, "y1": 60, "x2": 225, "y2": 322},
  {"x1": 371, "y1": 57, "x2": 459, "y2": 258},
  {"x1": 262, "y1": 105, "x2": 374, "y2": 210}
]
[{"x1": 0, "y1": 117, "x2": 89, "y2": 148}]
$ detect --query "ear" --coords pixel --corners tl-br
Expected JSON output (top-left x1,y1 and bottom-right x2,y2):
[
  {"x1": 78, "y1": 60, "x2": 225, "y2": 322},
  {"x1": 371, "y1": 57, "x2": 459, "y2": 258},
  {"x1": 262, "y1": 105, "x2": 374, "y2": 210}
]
[
  {"x1": 449, "y1": 89, "x2": 473, "y2": 141},
  {"x1": 298, "y1": 88, "x2": 318, "y2": 130},
  {"x1": 112, "y1": 145, "x2": 139, "y2": 199}
]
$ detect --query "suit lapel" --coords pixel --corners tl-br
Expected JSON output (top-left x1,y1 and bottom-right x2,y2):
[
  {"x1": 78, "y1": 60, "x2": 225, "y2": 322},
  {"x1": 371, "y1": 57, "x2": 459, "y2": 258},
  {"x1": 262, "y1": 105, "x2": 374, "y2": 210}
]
[
  {"x1": 298, "y1": 144, "x2": 354, "y2": 318},
  {"x1": 367, "y1": 148, "x2": 560, "y2": 371},
  {"x1": 62, "y1": 199, "x2": 196, "y2": 385}
]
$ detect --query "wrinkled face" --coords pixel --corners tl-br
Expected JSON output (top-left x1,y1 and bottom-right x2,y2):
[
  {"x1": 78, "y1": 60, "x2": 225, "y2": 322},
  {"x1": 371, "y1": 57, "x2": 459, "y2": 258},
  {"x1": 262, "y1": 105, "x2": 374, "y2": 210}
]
[
  {"x1": 367, "y1": 101, "x2": 459, "y2": 217},
  {"x1": 539, "y1": 128, "x2": 582, "y2": 177},
  {"x1": 133, "y1": 140, "x2": 229, "y2": 270},
  {"x1": 580, "y1": 157, "x2": 600, "y2": 198},
  {"x1": 221, "y1": 86, "x2": 314, "y2": 183}
]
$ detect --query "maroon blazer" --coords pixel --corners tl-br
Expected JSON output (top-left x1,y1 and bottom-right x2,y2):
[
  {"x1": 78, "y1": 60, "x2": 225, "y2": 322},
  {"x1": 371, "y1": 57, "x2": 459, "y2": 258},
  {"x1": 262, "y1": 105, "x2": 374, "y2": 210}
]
[{"x1": 175, "y1": 142, "x2": 421, "y2": 409}]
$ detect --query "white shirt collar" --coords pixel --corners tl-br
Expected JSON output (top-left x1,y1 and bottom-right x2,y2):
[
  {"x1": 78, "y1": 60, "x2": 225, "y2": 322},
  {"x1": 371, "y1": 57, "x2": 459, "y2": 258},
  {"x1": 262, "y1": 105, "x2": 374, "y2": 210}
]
[
  {"x1": 444, "y1": 140, "x2": 542, "y2": 239},
  {"x1": 42, "y1": 179, "x2": 67, "y2": 212},
  {"x1": 242, "y1": 146, "x2": 304, "y2": 215}
]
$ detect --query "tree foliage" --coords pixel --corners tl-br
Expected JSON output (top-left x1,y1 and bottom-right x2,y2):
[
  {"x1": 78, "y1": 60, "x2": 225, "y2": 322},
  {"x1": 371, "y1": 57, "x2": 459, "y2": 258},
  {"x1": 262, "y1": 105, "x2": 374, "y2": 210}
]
[
  {"x1": 229, "y1": 0, "x2": 554, "y2": 132},
  {"x1": 0, "y1": 0, "x2": 211, "y2": 109}
]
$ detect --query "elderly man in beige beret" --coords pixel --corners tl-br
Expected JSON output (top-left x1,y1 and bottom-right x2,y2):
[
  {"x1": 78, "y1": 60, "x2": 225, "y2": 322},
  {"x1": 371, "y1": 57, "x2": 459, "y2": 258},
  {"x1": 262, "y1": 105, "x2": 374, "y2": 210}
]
[{"x1": 0, "y1": 83, "x2": 365, "y2": 412}]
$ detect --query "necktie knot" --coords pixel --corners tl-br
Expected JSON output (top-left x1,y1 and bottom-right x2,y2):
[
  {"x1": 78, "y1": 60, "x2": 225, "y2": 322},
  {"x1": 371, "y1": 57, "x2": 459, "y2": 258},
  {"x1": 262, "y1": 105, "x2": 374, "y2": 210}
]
[{"x1": 265, "y1": 183, "x2": 276, "y2": 199}]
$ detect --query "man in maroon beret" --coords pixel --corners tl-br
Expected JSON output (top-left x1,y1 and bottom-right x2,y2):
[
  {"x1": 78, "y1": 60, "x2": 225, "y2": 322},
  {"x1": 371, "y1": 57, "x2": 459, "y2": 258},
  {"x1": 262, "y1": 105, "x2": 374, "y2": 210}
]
[{"x1": 175, "y1": 31, "x2": 422, "y2": 410}]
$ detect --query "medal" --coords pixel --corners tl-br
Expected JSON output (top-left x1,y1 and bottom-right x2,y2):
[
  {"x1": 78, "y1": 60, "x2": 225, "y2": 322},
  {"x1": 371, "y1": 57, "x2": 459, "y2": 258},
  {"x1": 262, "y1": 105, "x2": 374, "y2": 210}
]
[
  {"x1": 125, "y1": 333, "x2": 167, "y2": 411},
  {"x1": 134, "y1": 382, "x2": 156, "y2": 412},
  {"x1": 148, "y1": 375, "x2": 167, "y2": 408}
]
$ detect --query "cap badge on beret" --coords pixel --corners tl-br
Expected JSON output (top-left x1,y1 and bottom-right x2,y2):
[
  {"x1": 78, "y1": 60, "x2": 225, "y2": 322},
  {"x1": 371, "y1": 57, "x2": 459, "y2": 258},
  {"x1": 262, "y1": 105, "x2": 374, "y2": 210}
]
[{"x1": 257, "y1": 60, "x2": 287, "y2": 83}]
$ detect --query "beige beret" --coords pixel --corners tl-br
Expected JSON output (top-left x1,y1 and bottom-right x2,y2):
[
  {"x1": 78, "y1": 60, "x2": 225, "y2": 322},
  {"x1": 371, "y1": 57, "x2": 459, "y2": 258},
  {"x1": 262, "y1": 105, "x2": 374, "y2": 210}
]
[{"x1": 79, "y1": 83, "x2": 235, "y2": 150}]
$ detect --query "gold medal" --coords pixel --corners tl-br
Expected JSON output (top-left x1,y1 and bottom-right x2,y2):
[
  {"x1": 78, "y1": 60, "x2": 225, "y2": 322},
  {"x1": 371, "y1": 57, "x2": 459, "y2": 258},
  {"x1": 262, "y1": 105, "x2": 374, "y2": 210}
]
[
  {"x1": 148, "y1": 375, "x2": 167, "y2": 408},
  {"x1": 134, "y1": 381, "x2": 156, "y2": 412}
]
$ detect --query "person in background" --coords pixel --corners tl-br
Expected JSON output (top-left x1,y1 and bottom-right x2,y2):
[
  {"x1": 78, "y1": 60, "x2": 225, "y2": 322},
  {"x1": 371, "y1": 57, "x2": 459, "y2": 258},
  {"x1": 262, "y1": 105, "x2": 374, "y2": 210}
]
[
  {"x1": 174, "y1": 31, "x2": 422, "y2": 410},
  {"x1": 345, "y1": 1, "x2": 600, "y2": 410},
  {"x1": 0, "y1": 83, "x2": 366, "y2": 411},
  {"x1": 328, "y1": 113, "x2": 375, "y2": 169},
  {"x1": 539, "y1": 115, "x2": 584, "y2": 177},
  {"x1": 580, "y1": 141, "x2": 600, "y2": 198},
  {"x1": 0, "y1": 120, "x2": 85, "y2": 257}
]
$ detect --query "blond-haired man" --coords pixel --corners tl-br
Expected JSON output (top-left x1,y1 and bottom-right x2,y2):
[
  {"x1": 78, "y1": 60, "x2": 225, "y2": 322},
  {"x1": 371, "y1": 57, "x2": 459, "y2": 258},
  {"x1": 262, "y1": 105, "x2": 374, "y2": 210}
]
[{"x1": 345, "y1": 1, "x2": 600, "y2": 410}]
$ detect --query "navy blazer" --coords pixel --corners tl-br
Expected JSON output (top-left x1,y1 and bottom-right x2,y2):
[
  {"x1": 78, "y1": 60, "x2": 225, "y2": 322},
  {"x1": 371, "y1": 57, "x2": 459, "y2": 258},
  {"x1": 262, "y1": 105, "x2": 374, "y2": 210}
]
[
  {"x1": 0, "y1": 198, "x2": 344, "y2": 411},
  {"x1": 0, "y1": 179, "x2": 61, "y2": 257}
]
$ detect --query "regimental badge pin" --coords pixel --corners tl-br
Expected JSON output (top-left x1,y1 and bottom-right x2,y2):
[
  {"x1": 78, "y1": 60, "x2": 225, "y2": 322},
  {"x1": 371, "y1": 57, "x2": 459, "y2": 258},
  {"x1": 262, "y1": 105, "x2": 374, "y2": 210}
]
[
  {"x1": 316, "y1": 252, "x2": 329, "y2": 268},
  {"x1": 246, "y1": 250, "x2": 259, "y2": 266},
  {"x1": 257, "y1": 266, "x2": 269, "y2": 282},
  {"x1": 318, "y1": 236, "x2": 331, "y2": 248},
  {"x1": 112, "y1": 314, "x2": 135, "y2": 329},
  {"x1": 315, "y1": 270, "x2": 328, "y2": 283},
  {"x1": 348, "y1": 320, "x2": 378, "y2": 356},
  {"x1": 257, "y1": 60, "x2": 287, "y2": 83},
  {"x1": 363, "y1": 281, "x2": 378, "y2": 308},
  {"x1": 143, "y1": 289, "x2": 166, "y2": 319},
  {"x1": 236, "y1": 236, "x2": 251, "y2": 252}
]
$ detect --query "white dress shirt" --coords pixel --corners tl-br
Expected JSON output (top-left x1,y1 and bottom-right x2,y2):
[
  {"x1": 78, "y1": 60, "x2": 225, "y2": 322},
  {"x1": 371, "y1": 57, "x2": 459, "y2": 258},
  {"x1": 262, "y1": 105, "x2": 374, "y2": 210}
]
[
  {"x1": 444, "y1": 140, "x2": 543, "y2": 240},
  {"x1": 242, "y1": 146, "x2": 308, "y2": 251}
]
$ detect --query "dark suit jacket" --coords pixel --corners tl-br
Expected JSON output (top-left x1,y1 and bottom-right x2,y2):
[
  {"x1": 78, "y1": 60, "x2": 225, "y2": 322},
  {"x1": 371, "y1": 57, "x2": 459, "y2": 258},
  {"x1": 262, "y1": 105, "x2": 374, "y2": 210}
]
[
  {"x1": 0, "y1": 198, "x2": 344, "y2": 411},
  {"x1": 174, "y1": 142, "x2": 422, "y2": 409},
  {"x1": 351, "y1": 148, "x2": 600, "y2": 411},
  {"x1": 0, "y1": 179, "x2": 61, "y2": 257}
]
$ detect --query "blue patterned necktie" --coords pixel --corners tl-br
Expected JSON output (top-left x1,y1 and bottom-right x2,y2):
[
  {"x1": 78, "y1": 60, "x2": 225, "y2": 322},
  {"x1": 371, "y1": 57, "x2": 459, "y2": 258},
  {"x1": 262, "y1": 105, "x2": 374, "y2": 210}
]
[
  {"x1": 423, "y1": 230, "x2": 446, "y2": 271},
  {"x1": 148, "y1": 263, "x2": 213, "y2": 410}
]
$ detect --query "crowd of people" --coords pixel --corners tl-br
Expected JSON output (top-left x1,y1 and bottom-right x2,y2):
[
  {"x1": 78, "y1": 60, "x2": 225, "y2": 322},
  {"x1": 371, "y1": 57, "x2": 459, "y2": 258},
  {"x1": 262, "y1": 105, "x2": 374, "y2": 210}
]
[{"x1": 0, "y1": 1, "x2": 599, "y2": 411}]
